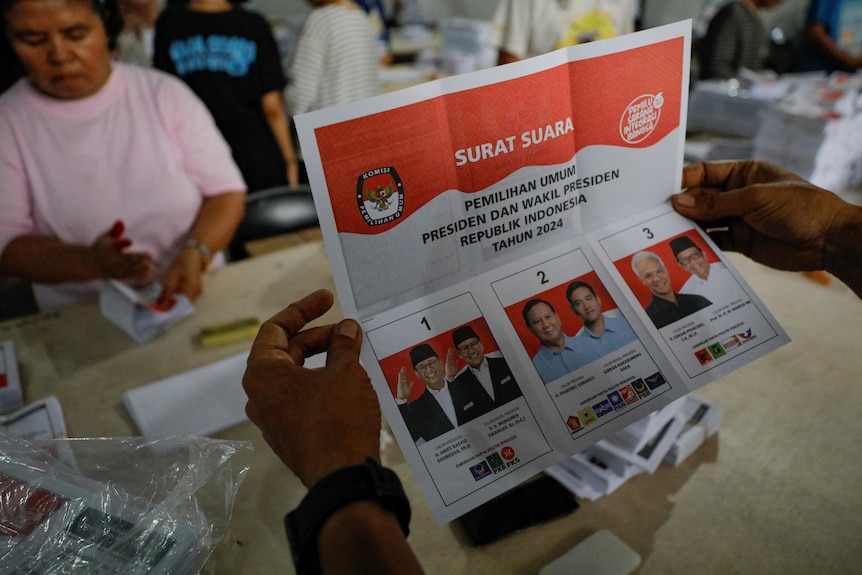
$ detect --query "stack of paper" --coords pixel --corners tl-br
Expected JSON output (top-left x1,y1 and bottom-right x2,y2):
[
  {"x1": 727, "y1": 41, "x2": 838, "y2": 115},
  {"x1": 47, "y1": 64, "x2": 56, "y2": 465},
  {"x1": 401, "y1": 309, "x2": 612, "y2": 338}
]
[
  {"x1": 687, "y1": 79, "x2": 774, "y2": 138},
  {"x1": 123, "y1": 352, "x2": 327, "y2": 439},
  {"x1": 752, "y1": 72, "x2": 862, "y2": 198},
  {"x1": 664, "y1": 395, "x2": 723, "y2": 467},
  {"x1": 547, "y1": 395, "x2": 722, "y2": 500},
  {"x1": 100, "y1": 280, "x2": 194, "y2": 343}
]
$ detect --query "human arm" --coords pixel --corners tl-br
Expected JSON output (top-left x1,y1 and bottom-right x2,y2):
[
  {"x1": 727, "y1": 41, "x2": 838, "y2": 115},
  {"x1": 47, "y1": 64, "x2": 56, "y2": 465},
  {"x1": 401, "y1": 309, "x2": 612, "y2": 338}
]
[
  {"x1": 243, "y1": 289, "x2": 425, "y2": 575},
  {"x1": 805, "y1": 21, "x2": 862, "y2": 72},
  {"x1": 158, "y1": 191, "x2": 245, "y2": 304},
  {"x1": 261, "y1": 90, "x2": 300, "y2": 187},
  {"x1": 0, "y1": 220, "x2": 154, "y2": 283},
  {"x1": 673, "y1": 160, "x2": 862, "y2": 298}
]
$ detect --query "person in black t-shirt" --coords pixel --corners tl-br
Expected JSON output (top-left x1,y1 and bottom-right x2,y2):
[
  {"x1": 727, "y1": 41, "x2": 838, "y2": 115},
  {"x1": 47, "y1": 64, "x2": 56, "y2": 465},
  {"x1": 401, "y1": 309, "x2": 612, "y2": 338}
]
[{"x1": 153, "y1": 0, "x2": 299, "y2": 192}]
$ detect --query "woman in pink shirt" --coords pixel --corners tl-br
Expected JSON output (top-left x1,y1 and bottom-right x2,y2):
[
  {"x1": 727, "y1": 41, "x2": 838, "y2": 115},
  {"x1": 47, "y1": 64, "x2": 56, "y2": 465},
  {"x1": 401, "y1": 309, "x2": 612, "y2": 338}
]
[{"x1": 0, "y1": 0, "x2": 246, "y2": 311}]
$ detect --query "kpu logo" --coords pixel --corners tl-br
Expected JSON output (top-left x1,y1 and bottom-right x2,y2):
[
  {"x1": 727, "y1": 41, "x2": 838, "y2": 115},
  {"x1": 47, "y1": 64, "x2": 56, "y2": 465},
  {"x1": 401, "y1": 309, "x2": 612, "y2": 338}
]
[{"x1": 356, "y1": 167, "x2": 404, "y2": 226}]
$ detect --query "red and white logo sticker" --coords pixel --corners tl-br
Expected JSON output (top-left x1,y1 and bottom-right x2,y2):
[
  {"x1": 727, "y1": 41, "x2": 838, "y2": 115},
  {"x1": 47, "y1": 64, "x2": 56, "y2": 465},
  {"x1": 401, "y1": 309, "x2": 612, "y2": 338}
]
[{"x1": 620, "y1": 92, "x2": 663, "y2": 144}]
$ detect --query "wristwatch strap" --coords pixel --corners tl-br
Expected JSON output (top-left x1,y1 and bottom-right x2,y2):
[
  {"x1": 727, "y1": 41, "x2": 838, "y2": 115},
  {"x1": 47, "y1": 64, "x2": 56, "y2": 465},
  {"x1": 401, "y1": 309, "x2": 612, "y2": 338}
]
[
  {"x1": 284, "y1": 458, "x2": 411, "y2": 575},
  {"x1": 185, "y1": 238, "x2": 212, "y2": 265}
]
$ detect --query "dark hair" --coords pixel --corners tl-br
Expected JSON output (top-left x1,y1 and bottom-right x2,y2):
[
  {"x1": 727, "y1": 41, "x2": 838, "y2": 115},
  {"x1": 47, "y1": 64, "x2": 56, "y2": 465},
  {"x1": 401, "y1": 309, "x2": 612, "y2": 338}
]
[
  {"x1": 1, "y1": 0, "x2": 124, "y2": 50},
  {"x1": 99, "y1": 0, "x2": 124, "y2": 49},
  {"x1": 522, "y1": 298, "x2": 555, "y2": 325},
  {"x1": 565, "y1": 281, "x2": 595, "y2": 303}
]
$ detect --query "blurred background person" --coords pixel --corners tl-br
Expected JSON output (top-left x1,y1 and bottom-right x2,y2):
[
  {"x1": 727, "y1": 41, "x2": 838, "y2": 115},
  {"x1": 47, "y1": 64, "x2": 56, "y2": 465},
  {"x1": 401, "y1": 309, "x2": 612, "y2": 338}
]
[
  {"x1": 697, "y1": 0, "x2": 783, "y2": 80},
  {"x1": 285, "y1": 0, "x2": 380, "y2": 116},
  {"x1": 115, "y1": 0, "x2": 161, "y2": 65},
  {"x1": 490, "y1": 0, "x2": 636, "y2": 65},
  {"x1": 153, "y1": 0, "x2": 299, "y2": 192},
  {"x1": 0, "y1": 0, "x2": 246, "y2": 312},
  {"x1": 801, "y1": 0, "x2": 862, "y2": 72}
]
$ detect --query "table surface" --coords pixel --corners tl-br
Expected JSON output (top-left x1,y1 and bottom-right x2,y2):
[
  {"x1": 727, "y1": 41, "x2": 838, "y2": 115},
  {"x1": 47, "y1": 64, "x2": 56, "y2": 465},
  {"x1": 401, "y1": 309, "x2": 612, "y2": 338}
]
[{"x1": 2, "y1": 241, "x2": 861, "y2": 574}]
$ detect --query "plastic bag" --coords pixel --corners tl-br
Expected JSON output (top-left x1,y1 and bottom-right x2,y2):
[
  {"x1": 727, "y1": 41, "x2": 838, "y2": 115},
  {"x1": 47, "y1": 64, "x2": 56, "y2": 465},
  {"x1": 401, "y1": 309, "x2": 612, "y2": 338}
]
[{"x1": 0, "y1": 431, "x2": 252, "y2": 574}]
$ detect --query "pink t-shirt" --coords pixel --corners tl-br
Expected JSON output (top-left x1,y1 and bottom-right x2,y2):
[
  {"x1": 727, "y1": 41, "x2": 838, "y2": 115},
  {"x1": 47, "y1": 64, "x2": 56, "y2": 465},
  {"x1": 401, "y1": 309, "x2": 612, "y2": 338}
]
[{"x1": 0, "y1": 64, "x2": 246, "y2": 310}]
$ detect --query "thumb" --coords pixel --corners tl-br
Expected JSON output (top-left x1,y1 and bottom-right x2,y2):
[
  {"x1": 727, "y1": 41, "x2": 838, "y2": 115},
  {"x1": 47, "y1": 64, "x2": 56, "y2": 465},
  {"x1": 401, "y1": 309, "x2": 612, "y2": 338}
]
[{"x1": 326, "y1": 319, "x2": 363, "y2": 366}]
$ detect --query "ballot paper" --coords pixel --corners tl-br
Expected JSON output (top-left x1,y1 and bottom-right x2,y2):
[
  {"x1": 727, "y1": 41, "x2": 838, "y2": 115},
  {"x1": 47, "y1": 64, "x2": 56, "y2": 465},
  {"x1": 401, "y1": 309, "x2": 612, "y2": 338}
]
[
  {"x1": 100, "y1": 280, "x2": 194, "y2": 343},
  {"x1": 124, "y1": 352, "x2": 327, "y2": 439},
  {"x1": 295, "y1": 21, "x2": 790, "y2": 524},
  {"x1": 664, "y1": 394, "x2": 723, "y2": 467},
  {"x1": 0, "y1": 340, "x2": 23, "y2": 413},
  {"x1": 0, "y1": 396, "x2": 67, "y2": 440}
]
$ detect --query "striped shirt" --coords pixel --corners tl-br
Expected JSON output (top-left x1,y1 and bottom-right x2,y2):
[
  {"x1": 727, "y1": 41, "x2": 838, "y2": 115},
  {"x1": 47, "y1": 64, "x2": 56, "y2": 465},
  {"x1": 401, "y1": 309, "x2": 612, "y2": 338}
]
[
  {"x1": 698, "y1": 1, "x2": 768, "y2": 80},
  {"x1": 286, "y1": 4, "x2": 379, "y2": 115}
]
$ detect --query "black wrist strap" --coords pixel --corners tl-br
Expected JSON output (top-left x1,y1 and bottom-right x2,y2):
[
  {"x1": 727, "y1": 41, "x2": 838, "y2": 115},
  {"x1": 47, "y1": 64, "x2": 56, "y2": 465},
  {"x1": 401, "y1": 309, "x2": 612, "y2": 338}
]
[{"x1": 284, "y1": 458, "x2": 411, "y2": 575}]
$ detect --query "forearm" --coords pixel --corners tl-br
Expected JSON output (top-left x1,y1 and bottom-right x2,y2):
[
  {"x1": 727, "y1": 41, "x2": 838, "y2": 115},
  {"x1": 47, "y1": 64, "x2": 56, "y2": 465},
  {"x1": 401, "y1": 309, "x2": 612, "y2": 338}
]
[
  {"x1": 187, "y1": 192, "x2": 246, "y2": 255},
  {"x1": 824, "y1": 202, "x2": 862, "y2": 298},
  {"x1": 0, "y1": 236, "x2": 102, "y2": 283},
  {"x1": 318, "y1": 501, "x2": 424, "y2": 575},
  {"x1": 806, "y1": 23, "x2": 862, "y2": 71},
  {"x1": 262, "y1": 91, "x2": 298, "y2": 165}
]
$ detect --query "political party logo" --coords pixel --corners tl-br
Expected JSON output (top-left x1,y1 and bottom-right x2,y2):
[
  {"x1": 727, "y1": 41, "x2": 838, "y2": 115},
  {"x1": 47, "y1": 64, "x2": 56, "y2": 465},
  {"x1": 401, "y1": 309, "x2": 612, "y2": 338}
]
[
  {"x1": 500, "y1": 446, "x2": 516, "y2": 461},
  {"x1": 620, "y1": 92, "x2": 663, "y2": 144},
  {"x1": 486, "y1": 452, "x2": 505, "y2": 473},
  {"x1": 708, "y1": 342, "x2": 727, "y2": 359},
  {"x1": 619, "y1": 385, "x2": 639, "y2": 405},
  {"x1": 631, "y1": 378, "x2": 650, "y2": 398},
  {"x1": 578, "y1": 406, "x2": 598, "y2": 426},
  {"x1": 738, "y1": 328, "x2": 754, "y2": 342},
  {"x1": 694, "y1": 348, "x2": 713, "y2": 365},
  {"x1": 592, "y1": 399, "x2": 614, "y2": 417},
  {"x1": 470, "y1": 460, "x2": 492, "y2": 481},
  {"x1": 567, "y1": 415, "x2": 582, "y2": 432},
  {"x1": 608, "y1": 390, "x2": 626, "y2": 411},
  {"x1": 356, "y1": 167, "x2": 404, "y2": 226},
  {"x1": 722, "y1": 335, "x2": 742, "y2": 351},
  {"x1": 645, "y1": 371, "x2": 668, "y2": 390}
]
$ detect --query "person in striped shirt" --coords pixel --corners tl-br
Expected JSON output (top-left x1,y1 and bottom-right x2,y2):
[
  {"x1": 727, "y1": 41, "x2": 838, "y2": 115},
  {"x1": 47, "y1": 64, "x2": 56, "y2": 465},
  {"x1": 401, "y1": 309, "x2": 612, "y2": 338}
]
[{"x1": 285, "y1": 0, "x2": 380, "y2": 115}]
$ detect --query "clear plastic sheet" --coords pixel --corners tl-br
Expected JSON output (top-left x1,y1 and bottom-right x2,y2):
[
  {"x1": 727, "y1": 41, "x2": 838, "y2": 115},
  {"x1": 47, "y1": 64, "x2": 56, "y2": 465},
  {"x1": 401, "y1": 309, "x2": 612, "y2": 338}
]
[{"x1": 0, "y1": 431, "x2": 252, "y2": 574}]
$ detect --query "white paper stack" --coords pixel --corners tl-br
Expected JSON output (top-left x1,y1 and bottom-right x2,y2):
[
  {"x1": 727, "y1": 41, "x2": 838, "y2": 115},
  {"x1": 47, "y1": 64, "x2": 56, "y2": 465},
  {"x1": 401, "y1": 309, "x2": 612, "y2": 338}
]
[
  {"x1": 546, "y1": 398, "x2": 687, "y2": 500},
  {"x1": 100, "y1": 280, "x2": 194, "y2": 343},
  {"x1": 752, "y1": 72, "x2": 862, "y2": 198},
  {"x1": 124, "y1": 352, "x2": 327, "y2": 439},
  {"x1": 547, "y1": 395, "x2": 725, "y2": 500},
  {"x1": 123, "y1": 353, "x2": 249, "y2": 439},
  {"x1": 687, "y1": 79, "x2": 774, "y2": 137},
  {"x1": 437, "y1": 17, "x2": 496, "y2": 74},
  {"x1": 663, "y1": 395, "x2": 724, "y2": 467}
]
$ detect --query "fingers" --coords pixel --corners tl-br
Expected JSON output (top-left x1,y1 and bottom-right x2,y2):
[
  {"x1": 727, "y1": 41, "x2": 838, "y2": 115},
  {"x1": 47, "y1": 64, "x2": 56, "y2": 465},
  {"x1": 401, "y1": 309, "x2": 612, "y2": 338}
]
[
  {"x1": 266, "y1": 289, "x2": 335, "y2": 339},
  {"x1": 108, "y1": 220, "x2": 125, "y2": 238},
  {"x1": 248, "y1": 290, "x2": 336, "y2": 363},
  {"x1": 325, "y1": 319, "x2": 363, "y2": 367}
]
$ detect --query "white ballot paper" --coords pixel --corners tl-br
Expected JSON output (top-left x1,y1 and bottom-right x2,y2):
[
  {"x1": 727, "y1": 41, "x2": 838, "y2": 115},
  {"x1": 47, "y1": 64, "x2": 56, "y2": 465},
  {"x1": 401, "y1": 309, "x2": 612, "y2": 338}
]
[
  {"x1": 295, "y1": 21, "x2": 790, "y2": 524},
  {"x1": 100, "y1": 280, "x2": 194, "y2": 343},
  {"x1": 0, "y1": 339, "x2": 23, "y2": 413},
  {"x1": 124, "y1": 352, "x2": 327, "y2": 439},
  {"x1": 0, "y1": 396, "x2": 67, "y2": 440}
]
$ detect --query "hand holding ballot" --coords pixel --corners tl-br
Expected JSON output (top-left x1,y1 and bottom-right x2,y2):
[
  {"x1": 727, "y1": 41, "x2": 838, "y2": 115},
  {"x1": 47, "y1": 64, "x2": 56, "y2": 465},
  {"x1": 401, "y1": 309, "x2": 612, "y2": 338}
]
[
  {"x1": 242, "y1": 289, "x2": 380, "y2": 489},
  {"x1": 242, "y1": 289, "x2": 425, "y2": 575},
  {"x1": 674, "y1": 160, "x2": 862, "y2": 298}
]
